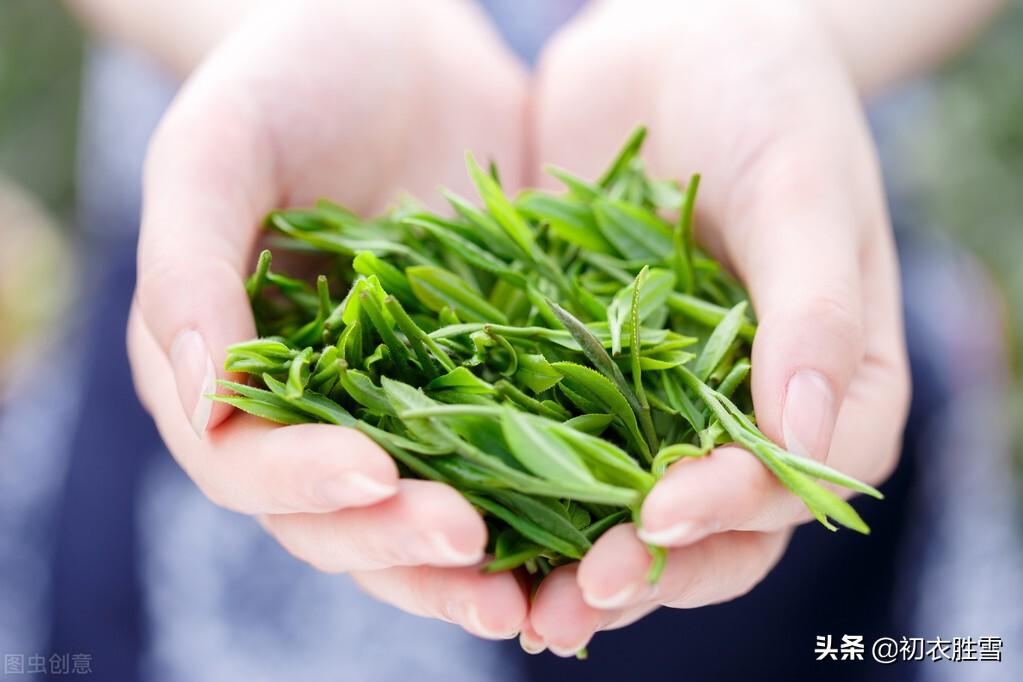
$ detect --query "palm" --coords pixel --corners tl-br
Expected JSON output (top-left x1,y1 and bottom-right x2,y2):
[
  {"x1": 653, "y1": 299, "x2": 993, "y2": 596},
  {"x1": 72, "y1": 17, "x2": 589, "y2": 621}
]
[{"x1": 202, "y1": 1, "x2": 526, "y2": 217}]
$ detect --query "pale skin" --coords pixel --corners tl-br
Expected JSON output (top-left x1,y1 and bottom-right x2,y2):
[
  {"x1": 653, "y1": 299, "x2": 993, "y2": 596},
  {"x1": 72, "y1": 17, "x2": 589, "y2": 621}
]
[{"x1": 69, "y1": 0, "x2": 1002, "y2": 653}]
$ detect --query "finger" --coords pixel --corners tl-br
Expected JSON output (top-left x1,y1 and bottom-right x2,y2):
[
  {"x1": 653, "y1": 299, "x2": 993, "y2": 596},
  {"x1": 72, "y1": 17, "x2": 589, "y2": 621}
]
[
  {"x1": 528, "y1": 564, "x2": 634, "y2": 657},
  {"x1": 726, "y1": 137, "x2": 872, "y2": 463},
  {"x1": 577, "y1": 524, "x2": 789, "y2": 614},
  {"x1": 137, "y1": 48, "x2": 278, "y2": 437},
  {"x1": 351, "y1": 564, "x2": 526, "y2": 641},
  {"x1": 538, "y1": 15, "x2": 880, "y2": 466},
  {"x1": 128, "y1": 305, "x2": 397, "y2": 514},
  {"x1": 518, "y1": 619, "x2": 547, "y2": 656},
  {"x1": 837, "y1": 229, "x2": 910, "y2": 485},
  {"x1": 529, "y1": 561, "x2": 661, "y2": 657},
  {"x1": 532, "y1": 8, "x2": 656, "y2": 190},
  {"x1": 645, "y1": 21, "x2": 887, "y2": 465},
  {"x1": 261, "y1": 480, "x2": 487, "y2": 572},
  {"x1": 639, "y1": 446, "x2": 809, "y2": 542},
  {"x1": 640, "y1": 356, "x2": 908, "y2": 541},
  {"x1": 667, "y1": 43, "x2": 901, "y2": 470}
]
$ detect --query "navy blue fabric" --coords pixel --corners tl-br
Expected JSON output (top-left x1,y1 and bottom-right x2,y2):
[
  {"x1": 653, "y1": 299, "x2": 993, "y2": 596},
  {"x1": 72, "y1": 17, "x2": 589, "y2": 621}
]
[{"x1": 47, "y1": 235, "x2": 158, "y2": 682}]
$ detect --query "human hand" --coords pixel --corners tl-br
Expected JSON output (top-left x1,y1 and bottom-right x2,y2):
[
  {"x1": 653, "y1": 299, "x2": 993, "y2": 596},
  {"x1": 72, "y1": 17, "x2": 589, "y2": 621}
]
[
  {"x1": 127, "y1": 0, "x2": 529, "y2": 639},
  {"x1": 522, "y1": 0, "x2": 911, "y2": 655}
]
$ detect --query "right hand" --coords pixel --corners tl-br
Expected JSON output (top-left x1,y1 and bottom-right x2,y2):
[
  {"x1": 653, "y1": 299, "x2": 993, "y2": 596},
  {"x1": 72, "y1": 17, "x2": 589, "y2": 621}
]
[
  {"x1": 127, "y1": 0, "x2": 529, "y2": 639},
  {"x1": 521, "y1": 0, "x2": 910, "y2": 654}
]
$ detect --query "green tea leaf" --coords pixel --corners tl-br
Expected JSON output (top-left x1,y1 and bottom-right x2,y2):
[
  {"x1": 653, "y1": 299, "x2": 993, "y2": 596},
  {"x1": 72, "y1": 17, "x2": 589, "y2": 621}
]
[
  {"x1": 598, "y1": 126, "x2": 647, "y2": 188},
  {"x1": 466, "y1": 494, "x2": 585, "y2": 559},
  {"x1": 407, "y1": 266, "x2": 509, "y2": 324},
  {"x1": 562, "y1": 413, "x2": 614, "y2": 435},
  {"x1": 673, "y1": 174, "x2": 700, "y2": 294},
  {"x1": 353, "y1": 251, "x2": 416, "y2": 308},
  {"x1": 427, "y1": 367, "x2": 496, "y2": 395},
  {"x1": 490, "y1": 491, "x2": 591, "y2": 554},
  {"x1": 466, "y1": 152, "x2": 536, "y2": 257},
  {"x1": 552, "y1": 361, "x2": 648, "y2": 458},
  {"x1": 546, "y1": 165, "x2": 600, "y2": 201},
  {"x1": 593, "y1": 197, "x2": 673, "y2": 260},
  {"x1": 553, "y1": 424, "x2": 655, "y2": 492},
  {"x1": 717, "y1": 358, "x2": 751, "y2": 398},
  {"x1": 516, "y1": 191, "x2": 614, "y2": 253},
  {"x1": 211, "y1": 383, "x2": 311, "y2": 425},
  {"x1": 338, "y1": 365, "x2": 394, "y2": 416},
  {"x1": 667, "y1": 292, "x2": 757, "y2": 340},
  {"x1": 440, "y1": 188, "x2": 521, "y2": 260},
  {"x1": 262, "y1": 374, "x2": 355, "y2": 426},
  {"x1": 513, "y1": 353, "x2": 563, "y2": 393},
  {"x1": 500, "y1": 409, "x2": 597, "y2": 486},
  {"x1": 693, "y1": 301, "x2": 747, "y2": 381},
  {"x1": 607, "y1": 268, "x2": 675, "y2": 355},
  {"x1": 286, "y1": 347, "x2": 313, "y2": 399}
]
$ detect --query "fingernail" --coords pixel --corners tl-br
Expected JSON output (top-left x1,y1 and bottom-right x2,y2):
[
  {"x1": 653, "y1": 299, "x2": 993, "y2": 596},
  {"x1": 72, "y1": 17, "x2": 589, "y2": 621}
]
[
  {"x1": 519, "y1": 632, "x2": 546, "y2": 655},
  {"x1": 169, "y1": 330, "x2": 216, "y2": 437},
  {"x1": 637, "y1": 519, "x2": 714, "y2": 547},
  {"x1": 450, "y1": 601, "x2": 517, "y2": 640},
  {"x1": 582, "y1": 581, "x2": 652, "y2": 610},
  {"x1": 548, "y1": 640, "x2": 589, "y2": 658},
  {"x1": 315, "y1": 472, "x2": 396, "y2": 509},
  {"x1": 407, "y1": 531, "x2": 483, "y2": 566},
  {"x1": 782, "y1": 370, "x2": 834, "y2": 460},
  {"x1": 429, "y1": 530, "x2": 484, "y2": 565}
]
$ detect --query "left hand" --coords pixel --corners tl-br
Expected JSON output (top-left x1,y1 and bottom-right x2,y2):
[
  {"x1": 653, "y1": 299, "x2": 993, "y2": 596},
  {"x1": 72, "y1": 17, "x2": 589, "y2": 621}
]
[
  {"x1": 521, "y1": 0, "x2": 910, "y2": 656},
  {"x1": 126, "y1": 0, "x2": 532, "y2": 640}
]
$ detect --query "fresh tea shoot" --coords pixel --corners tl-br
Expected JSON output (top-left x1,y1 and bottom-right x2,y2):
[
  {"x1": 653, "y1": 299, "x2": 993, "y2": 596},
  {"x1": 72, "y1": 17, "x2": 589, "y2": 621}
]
[{"x1": 215, "y1": 127, "x2": 881, "y2": 583}]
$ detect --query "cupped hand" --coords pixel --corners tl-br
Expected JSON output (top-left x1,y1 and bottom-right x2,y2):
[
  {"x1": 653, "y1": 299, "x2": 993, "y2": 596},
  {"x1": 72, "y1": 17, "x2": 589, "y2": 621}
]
[
  {"x1": 127, "y1": 0, "x2": 529, "y2": 639},
  {"x1": 522, "y1": 0, "x2": 910, "y2": 655}
]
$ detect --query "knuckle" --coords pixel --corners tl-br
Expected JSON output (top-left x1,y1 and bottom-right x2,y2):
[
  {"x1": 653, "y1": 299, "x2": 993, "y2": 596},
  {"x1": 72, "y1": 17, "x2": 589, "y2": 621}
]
[
  {"x1": 187, "y1": 462, "x2": 256, "y2": 515},
  {"x1": 194, "y1": 476, "x2": 244, "y2": 514},
  {"x1": 865, "y1": 416, "x2": 905, "y2": 487},
  {"x1": 727, "y1": 131, "x2": 813, "y2": 218},
  {"x1": 721, "y1": 542, "x2": 779, "y2": 603},
  {"x1": 868, "y1": 442, "x2": 902, "y2": 489},
  {"x1": 407, "y1": 566, "x2": 447, "y2": 620},
  {"x1": 303, "y1": 553, "x2": 347, "y2": 575},
  {"x1": 863, "y1": 356, "x2": 912, "y2": 487},
  {"x1": 762, "y1": 292, "x2": 865, "y2": 366},
  {"x1": 659, "y1": 550, "x2": 706, "y2": 608},
  {"x1": 258, "y1": 452, "x2": 313, "y2": 513},
  {"x1": 135, "y1": 254, "x2": 242, "y2": 341},
  {"x1": 804, "y1": 294, "x2": 864, "y2": 350},
  {"x1": 334, "y1": 517, "x2": 401, "y2": 570},
  {"x1": 269, "y1": 515, "x2": 348, "y2": 574},
  {"x1": 723, "y1": 449, "x2": 778, "y2": 511},
  {"x1": 133, "y1": 257, "x2": 178, "y2": 316},
  {"x1": 125, "y1": 306, "x2": 156, "y2": 415}
]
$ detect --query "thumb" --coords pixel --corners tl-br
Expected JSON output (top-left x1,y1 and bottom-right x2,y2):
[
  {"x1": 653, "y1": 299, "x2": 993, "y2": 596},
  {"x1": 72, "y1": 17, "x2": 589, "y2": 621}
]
[
  {"x1": 723, "y1": 142, "x2": 873, "y2": 462},
  {"x1": 136, "y1": 72, "x2": 276, "y2": 436}
]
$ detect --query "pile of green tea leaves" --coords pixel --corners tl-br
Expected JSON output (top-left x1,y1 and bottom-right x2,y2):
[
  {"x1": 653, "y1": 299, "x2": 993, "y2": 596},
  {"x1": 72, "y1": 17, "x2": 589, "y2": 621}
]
[{"x1": 216, "y1": 127, "x2": 881, "y2": 583}]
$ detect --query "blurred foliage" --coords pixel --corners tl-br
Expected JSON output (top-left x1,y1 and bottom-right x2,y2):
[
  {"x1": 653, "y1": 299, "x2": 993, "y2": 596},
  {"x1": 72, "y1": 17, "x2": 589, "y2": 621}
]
[
  {"x1": 902, "y1": 1, "x2": 1023, "y2": 465},
  {"x1": 0, "y1": 2, "x2": 81, "y2": 381},
  {"x1": 0, "y1": 0, "x2": 83, "y2": 221},
  {"x1": 904, "y1": 3, "x2": 1023, "y2": 352}
]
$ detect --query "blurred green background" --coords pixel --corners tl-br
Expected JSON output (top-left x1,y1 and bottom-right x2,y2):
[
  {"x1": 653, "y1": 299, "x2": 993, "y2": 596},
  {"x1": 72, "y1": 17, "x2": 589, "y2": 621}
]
[
  {"x1": 0, "y1": 1, "x2": 81, "y2": 368},
  {"x1": 0, "y1": 0, "x2": 82, "y2": 219},
  {"x1": 0, "y1": 0, "x2": 1021, "y2": 437},
  {"x1": 899, "y1": 3, "x2": 1023, "y2": 472}
]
